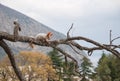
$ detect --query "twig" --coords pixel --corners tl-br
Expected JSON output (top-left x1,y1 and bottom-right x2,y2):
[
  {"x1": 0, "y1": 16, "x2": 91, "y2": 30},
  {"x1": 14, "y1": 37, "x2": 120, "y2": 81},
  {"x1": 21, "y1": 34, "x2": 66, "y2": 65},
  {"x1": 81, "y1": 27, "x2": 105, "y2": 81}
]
[
  {"x1": 111, "y1": 36, "x2": 120, "y2": 43},
  {"x1": 110, "y1": 30, "x2": 112, "y2": 45},
  {"x1": 67, "y1": 23, "x2": 73, "y2": 38},
  {"x1": 68, "y1": 43, "x2": 80, "y2": 54},
  {"x1": 66, "y1": 23, "x2": 82, "y2": 54},
  {"x1": 109, "y1": 30, "x2": 120, "y2": 45}
]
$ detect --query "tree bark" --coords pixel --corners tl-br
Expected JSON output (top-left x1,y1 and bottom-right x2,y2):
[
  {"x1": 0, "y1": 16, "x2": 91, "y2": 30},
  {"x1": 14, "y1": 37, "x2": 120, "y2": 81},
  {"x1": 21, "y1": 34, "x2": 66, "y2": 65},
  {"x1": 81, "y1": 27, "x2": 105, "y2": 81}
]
[{"x1": 0, "y1": 40, "x2": 25, "y2": 81}]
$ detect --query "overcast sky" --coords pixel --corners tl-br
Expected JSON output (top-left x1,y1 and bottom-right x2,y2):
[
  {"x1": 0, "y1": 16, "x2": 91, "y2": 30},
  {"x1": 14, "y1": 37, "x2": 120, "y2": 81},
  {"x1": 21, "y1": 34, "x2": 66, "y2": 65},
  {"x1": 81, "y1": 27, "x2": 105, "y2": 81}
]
[{"x1": 1, "y1": 0, "x2": 120, "y2": 67}]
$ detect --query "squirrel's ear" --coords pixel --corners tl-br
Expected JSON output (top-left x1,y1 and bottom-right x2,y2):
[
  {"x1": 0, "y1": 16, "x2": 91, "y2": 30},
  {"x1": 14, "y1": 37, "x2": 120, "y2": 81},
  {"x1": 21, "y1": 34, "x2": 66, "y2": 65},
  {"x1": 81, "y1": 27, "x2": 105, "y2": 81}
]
[
  {"x1": 48, "y1": 32, "x2": 53, "y2": 36},
  {"x1": 46, "y1": 32, "x2": 53, "y2": 39},
  {"x1": 47, "y1": 32, "x2": 52, "y2": 36}
]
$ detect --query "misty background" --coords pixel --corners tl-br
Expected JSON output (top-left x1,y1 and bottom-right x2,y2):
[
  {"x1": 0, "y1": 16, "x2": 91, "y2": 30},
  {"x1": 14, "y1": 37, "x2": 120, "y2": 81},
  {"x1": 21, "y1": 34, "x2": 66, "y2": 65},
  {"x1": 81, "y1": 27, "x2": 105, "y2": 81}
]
[{"x1": 0, "y1": 0, "x2": 120, "y2": 67}]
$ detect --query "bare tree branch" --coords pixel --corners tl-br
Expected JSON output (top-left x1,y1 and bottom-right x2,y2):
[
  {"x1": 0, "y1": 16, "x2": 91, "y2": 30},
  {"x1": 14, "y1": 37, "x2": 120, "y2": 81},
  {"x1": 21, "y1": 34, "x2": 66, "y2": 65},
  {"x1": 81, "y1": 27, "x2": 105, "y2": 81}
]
[
  {"x1": 67, "y1": 23, "x2": 73, "y2": 38},
  {"x1": 109, "y1": 30, "x2": 120, "y2": 45},
  {"x1": 68, "y1": 43, "x2": 80, "y2": 54},
  {"x1": 0, "y1": 22, "x2": 120, "y2": 81},
  {"x1": 0, "y1": 31, "x2": 120, "y2": 58},
  {"x1": 69, "y1": 37, "x2": 119, "y2": 57},
  {"x1": 66, "y1": 23, "x2": 82, "y2": 55},
  {"x1": 111, "y1": 37, "x2": 120, "y2": 43},
  {"x1": 0, "y1": 39, "x2": 25, "y2": 81},
  {"x1": 110, "y1": 30, "x2": 112, "y2": 45}
]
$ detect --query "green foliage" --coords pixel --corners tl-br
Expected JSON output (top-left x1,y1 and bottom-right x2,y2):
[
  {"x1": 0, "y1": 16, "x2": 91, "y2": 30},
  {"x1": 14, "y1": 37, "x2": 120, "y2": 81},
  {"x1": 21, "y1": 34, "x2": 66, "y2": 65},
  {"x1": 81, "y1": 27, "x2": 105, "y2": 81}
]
[
  {"x1": 48, "y1": 49, "x2": 78, "y2": 81},
  {"x1": 48, "y1": 49, "x2": 64, "y2": 80},
  {"x1": 62, "y1": 61, "x2": 76, "y2": 81},
  {"x1": 48, "y1": 48, "x2": 63, "y2": 67},
  {"x1": 80, "y1": 56, "x2": 93, "y2": 81},
  {"x1": 63, "y1": 61, "x2": 75, "y2": 74},
  {"x1": 95, "y1": 53, "x2": 111, "y2": 81},
  {"x1": 95, "y1": 53, "x2": 120, "y2": 81}
]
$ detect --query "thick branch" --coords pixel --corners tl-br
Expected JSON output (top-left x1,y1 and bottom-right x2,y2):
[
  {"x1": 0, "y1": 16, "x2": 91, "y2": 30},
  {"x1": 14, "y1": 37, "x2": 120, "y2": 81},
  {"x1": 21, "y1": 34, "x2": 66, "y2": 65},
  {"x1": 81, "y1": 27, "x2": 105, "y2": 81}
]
[
  {"x1": 1, "y1": 22, "x2": 119, "y2": 80},
  {"x1": 0, "y1": 31, "x2": 120, "y2": 58},
  {"x1": 0, "y1": 32, "x2": 49, "y2": 46},
  {"x1": 0, "y1": 28, "x2": 120, "y2": 80},
  {"x1": 0, "y1": 40, "x2": 25, "y2": 81},
  {"x1": 65, "y1": 37, "x2": 120, "y2": 58}
]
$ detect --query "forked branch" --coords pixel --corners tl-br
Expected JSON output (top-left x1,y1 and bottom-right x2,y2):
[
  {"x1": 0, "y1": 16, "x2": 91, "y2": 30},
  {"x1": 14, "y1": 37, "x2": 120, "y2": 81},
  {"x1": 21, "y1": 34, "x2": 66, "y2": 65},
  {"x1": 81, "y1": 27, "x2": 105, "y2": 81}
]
[{"x1": 0, "y1": 22, "x2": 120, "y2": 81}]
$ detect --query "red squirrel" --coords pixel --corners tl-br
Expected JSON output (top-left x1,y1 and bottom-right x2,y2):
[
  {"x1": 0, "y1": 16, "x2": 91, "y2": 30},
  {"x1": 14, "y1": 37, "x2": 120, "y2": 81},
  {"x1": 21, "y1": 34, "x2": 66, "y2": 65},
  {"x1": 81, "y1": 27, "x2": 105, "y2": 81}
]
[
  {"x1": 35, "y1": 32, "x2": 53, "y2": 42},
  {"x1": 29, "y1": 32, "x2": 53, "y2": 48}
]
